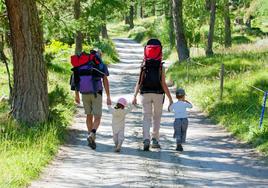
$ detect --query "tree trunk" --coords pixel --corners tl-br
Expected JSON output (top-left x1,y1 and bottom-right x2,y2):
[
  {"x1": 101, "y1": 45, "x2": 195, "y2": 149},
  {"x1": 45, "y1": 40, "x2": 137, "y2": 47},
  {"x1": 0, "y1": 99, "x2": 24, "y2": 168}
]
[
  {"x1": 172, "y1": 0, "x2": 189, "y2": 62},
  {"x1": 134, "y1": 1, "x2": 138, "y2": 18},
  {"x1": 168, "y1": 0, "x2": 175, "y2": 48},
  {"x1": 224, "y1": 0, "x2": 231, "y2": 47},
  {"x1": 140, "y1": 0, "x2": 143, "y2": 18},
  {"x1": 5, "y1": 0, "x2": 49, "y2": 124},
  {"x1": 101, "y1": 25, "x2": 109, "y2": 39},
  {"x1": 152, "y1": 2, "x2": 156, "y2": 16},
  {"x1": 74, "y1": 0, "x2": 82, "y2": 54},
  {"x1": 129, "y1": 3, "x2": 134, "y2": 29},
  {"x1": 206, "y1": 0, "x2": 216, "y2": 56},
  {"x1": 101, "y1": 14, "x2": 109, "y2": 39}
]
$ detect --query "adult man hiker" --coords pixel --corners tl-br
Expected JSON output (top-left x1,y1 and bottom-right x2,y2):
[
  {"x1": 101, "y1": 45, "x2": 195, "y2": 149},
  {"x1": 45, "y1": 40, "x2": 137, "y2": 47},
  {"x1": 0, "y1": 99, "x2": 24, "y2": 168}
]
[{"x1": 71, "y1": 49, "x2": 111, "y2": 149}]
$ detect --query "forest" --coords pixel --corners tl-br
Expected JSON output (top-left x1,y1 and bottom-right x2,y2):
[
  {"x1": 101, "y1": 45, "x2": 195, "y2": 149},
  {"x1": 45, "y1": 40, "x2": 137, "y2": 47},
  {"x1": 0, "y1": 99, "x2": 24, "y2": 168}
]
[{"x1": 0, "y1": 0, "x2": 268, "y2": 187}]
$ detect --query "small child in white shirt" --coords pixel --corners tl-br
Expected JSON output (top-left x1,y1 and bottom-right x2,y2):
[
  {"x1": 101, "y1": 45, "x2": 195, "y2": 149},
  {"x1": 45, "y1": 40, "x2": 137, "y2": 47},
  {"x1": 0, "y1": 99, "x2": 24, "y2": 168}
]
[
  {"x1": 169, "y1": 88, "x2": 193, "y2": 151},
  {"x1": 108, "y1": 98, "x2": 132, "y2": 152}
]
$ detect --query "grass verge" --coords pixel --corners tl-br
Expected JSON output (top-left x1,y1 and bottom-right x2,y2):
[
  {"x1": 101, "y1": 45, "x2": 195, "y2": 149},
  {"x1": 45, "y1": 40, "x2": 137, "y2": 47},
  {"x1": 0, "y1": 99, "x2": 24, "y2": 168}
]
[
  {"x1": 167, "y1": 50, "x2": 268, "y2": 156},
  {"x1": 0, "y1": 39, "x2": 118, "y2": 187}
]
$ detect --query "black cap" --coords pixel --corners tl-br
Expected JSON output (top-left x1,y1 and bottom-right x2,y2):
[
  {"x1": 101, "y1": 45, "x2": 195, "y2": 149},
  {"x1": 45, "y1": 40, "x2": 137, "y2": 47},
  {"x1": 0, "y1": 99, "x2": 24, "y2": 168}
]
[{"x1": 176, "y1": 88, "x2": 186, "y2": 96}]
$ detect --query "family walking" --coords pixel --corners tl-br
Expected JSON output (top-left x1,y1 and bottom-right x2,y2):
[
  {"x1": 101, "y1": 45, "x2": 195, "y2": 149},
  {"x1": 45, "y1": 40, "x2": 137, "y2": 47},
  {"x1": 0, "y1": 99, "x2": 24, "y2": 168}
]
[{"x1": 70, "y1": 39, "x2": 192, "y2": 152}]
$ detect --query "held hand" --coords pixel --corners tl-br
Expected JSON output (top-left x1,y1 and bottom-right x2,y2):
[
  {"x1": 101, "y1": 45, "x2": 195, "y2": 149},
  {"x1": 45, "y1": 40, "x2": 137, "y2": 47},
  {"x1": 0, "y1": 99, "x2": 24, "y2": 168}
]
[
  {"x1": 132, "y1": 97, "x2": 137, "y2": 105},
  {"x1": 107, "y1": 97, "x2": 112, "y2": 106},
  {"x1": 75, "y1": 95, "x2": 80, "y2": 104},
  {"x1": 168, "y1": 99, "x2": 173, "y2": 112},
  {"x1": 168, "y1": 103, "x2": 172, "y2": 112}
]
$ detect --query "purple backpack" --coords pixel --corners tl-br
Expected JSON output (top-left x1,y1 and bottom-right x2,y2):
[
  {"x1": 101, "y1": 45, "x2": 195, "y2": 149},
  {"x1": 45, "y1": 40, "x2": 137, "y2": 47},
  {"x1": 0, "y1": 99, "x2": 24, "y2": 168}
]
[{"x1": 70, "y1": 50, "x2": 105, "y2": 94}]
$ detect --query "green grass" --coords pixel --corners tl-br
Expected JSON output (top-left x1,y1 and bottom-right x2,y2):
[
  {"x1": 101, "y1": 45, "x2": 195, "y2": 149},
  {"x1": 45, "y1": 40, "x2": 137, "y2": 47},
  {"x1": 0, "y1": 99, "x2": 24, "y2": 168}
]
[
  {"x1": 0, "y1": 39, "x2": 118, "y2": 187},
  {"x1": 167, "y1": 50, "x2": 268, "y2": 155},
  {"x1": 107, "y1": 21, "x2": 130, "y2": 38},
  {"x1": 0, "y1": 116, "x2": 69, "y2": 187}
]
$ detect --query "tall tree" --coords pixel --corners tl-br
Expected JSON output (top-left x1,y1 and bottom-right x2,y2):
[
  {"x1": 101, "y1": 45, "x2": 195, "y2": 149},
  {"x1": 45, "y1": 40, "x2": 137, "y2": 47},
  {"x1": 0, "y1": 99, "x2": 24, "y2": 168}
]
[
  {"x1": 172, "y1": 0, "x2": 189, "y2": 61},
  {"x1": 74, "y1": 0, "x2": 82, "y2": 54},
  {"x1": 168, "y1": 0, "x2": 175, "y2": 48},
  {"x1": 152, "y1": 1, "x2": 156, "y2": 16},
  {"x1": 129, "y1": 1, "x2": 134, "y2": 29},
  {"x1": 90, "y1": 0, "x2": 124, "y2": 38},
  {"x1": 101, "y1": 13, "x2": 109, "y2": 39},
  {"x1": 224, "y1": 0, "x2": 231, "y2": 47},
  {"x1": 140, "y1": 0, "x2": 143, "y2": 18},
  {"x1": 5, "y1": 0, "x2": 49, "y2": 124},
  {"x1": 206, "y1": 0, "x2": 216, "y2": 56}
]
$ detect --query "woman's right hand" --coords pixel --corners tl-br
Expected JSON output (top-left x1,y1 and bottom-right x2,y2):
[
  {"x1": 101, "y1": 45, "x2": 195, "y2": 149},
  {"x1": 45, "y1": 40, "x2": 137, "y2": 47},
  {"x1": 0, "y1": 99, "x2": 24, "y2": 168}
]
[{"x1": 132, "y1": 97, "x2": 137, "y2": 105}]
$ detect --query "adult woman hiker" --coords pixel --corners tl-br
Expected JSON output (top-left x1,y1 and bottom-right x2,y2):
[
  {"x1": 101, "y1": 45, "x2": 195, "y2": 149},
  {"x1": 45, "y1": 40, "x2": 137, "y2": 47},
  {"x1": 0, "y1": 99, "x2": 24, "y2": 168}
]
[{"x1": 132, "y1": 39, "x2": 173, "y2": 151}]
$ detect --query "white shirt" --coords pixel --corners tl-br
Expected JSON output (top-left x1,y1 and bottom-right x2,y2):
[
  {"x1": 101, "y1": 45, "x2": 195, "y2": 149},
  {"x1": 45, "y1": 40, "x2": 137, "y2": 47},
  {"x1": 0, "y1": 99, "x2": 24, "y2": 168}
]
[
  {"x1": 169, "y1": 101, "x2": 193, "y2": 119},
  {"x1": 108, "y1": 105, "x2": 133, "y2": 133}
]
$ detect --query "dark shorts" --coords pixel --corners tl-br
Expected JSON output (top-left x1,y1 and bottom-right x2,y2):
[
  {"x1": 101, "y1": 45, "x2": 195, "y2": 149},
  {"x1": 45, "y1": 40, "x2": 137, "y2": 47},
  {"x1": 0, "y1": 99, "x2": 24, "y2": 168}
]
[{"x1": 173, "y1": 118, "x2": 188, "y2": 144}]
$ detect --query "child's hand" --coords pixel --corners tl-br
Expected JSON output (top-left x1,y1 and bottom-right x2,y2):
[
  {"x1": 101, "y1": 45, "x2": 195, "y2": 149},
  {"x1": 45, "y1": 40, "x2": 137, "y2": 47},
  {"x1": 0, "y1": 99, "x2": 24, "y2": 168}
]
[{"x1": 168, "y1": 102, "x2": 172, "y2": 112}]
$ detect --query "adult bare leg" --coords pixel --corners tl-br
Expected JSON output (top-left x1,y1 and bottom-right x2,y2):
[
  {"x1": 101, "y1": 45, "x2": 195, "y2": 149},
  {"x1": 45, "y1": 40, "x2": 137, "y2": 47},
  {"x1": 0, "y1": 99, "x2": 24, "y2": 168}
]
[{"x1": 86, "y1": 114, "x2": 93, "y2": 133}]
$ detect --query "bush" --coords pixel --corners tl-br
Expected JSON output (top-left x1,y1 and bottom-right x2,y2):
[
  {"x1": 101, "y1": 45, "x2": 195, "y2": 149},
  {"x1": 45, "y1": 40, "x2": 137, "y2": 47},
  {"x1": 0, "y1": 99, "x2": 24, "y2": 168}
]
[
  {"x1": 128, "y1": 26, "x2": 147, "y2": 42},
  {"x1": 92, "y1": 39, "x2": 119, "y2": 64},
  {"x1": 232, "y1": 35, "x2": 252, "y2": 44}
]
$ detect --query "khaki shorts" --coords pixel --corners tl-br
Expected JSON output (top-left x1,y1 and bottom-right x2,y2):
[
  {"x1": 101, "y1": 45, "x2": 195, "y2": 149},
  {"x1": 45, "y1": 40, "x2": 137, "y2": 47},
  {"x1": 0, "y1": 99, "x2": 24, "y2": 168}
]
[{"x1": 81, "y1": 93, "x2": 102, "y2": 116}]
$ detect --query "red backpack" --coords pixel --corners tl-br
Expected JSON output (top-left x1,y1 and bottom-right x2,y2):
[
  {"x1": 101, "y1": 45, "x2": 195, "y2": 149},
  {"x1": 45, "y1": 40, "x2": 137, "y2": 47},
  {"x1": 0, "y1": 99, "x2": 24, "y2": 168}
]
[
  {"x1": 139, "y1": 39, "x2": 164, "y2": 94},
  {"x1": 71, "y1": 51, "x2": 101, "y2": 67},
  {"x1": 70, "y1": 50, "x2": 105, "y2": 93}
]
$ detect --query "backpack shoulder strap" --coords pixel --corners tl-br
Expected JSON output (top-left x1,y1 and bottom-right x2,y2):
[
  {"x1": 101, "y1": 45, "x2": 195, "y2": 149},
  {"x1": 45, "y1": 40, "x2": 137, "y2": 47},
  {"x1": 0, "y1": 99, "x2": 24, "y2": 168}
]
[{"x1": 138, "y1": 64, "x2": 145, "y2": 85}]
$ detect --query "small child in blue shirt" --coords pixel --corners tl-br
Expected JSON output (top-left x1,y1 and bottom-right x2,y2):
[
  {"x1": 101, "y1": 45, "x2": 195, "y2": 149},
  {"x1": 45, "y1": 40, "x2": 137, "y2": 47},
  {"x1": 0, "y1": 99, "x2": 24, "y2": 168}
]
[{"x1": 169, "y1": 88, "x2": 193, "y2": 151}]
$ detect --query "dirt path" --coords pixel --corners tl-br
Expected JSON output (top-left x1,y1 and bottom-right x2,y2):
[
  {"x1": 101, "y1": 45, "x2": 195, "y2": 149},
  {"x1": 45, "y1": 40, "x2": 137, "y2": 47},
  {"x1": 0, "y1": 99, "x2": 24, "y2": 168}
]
[{"x1": 30, "y1": 38, "x2": 268, "y2": 188}]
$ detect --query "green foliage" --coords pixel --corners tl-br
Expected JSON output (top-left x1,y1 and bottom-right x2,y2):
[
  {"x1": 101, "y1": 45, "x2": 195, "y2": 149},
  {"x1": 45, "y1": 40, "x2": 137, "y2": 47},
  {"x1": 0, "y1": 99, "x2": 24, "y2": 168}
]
[
  {"x1": 247, "y1": 0, "x2": 268, "y2": 17},
  {"x1": 167, "y1": 50, "x2": 268, "y2": 155},
  {"x1": 0, "y1": 59, "x2": 74, "y2": 188},
  {"x1": 92, "y1": 39, "x2": 119, "y2": 64},
  {"x1": 183, "y1": 0, "x2": 208, "y2": 47},
  {"x1": 39, "y1": 0, "x2": 74, "y2": 44},
  {"x1": 0, "y1": 114, "x2": 68, "y2": 187},
  {"x1": 0, "y1": 2, "x2": 8, "y2": 34},
  {"x1": 127, "y1": 17, "x2": 174, "y2": 58},
  {"x1": 128, "y1": 26, "x2": 147, "y2": 42},
  {"x1": 232, "y1": 35, "x2": 252, "y2": 44}
]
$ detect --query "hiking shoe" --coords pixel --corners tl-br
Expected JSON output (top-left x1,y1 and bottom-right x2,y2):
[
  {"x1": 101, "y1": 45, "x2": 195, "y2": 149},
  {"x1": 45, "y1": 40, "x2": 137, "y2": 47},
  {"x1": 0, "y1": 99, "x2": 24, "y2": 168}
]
[
  {"x1": 114, "y1": 146, "x2": 121, "y2": 153},
  {"x1": 151, "y1": 138, "x2": 161, "y2": 148},
  {"x1": 143, "y1": 139, "x2": 150, "y2": 151},
  {"x1": 176, "y1": 144, "x2": 183, "y2": 151},
  {"x1": 87, "y1": 132, "x2": 96, "y2": 150},
  {"x1": 114, "y1": 148, "x2": 121, "y2": 152}
]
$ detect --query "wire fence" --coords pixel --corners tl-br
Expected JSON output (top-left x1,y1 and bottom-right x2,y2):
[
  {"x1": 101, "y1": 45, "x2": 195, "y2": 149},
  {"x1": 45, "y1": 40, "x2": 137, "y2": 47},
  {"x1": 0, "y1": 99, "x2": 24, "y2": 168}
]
[
  {"x1": 250, "y1": 85, "x2": 267, "y2": 129},
  {"x1": 184, "y1": 58, "x2": 267, "y2": 129}
]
